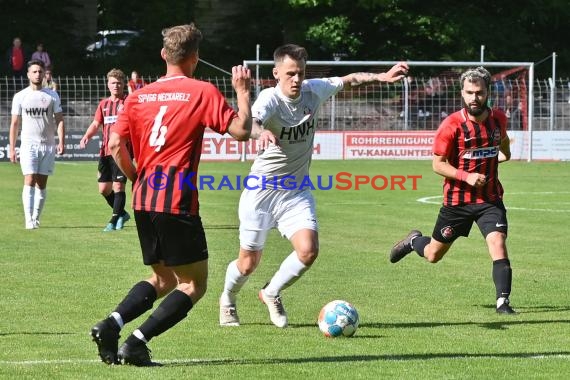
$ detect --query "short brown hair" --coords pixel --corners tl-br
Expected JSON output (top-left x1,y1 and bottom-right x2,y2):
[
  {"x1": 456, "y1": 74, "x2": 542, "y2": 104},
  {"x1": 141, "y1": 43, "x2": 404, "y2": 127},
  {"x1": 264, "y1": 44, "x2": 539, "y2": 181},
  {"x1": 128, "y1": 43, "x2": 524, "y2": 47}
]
[
  {"x1": 107, "y1": 68, "x2": 126, "y2": 82},
  {"x1": 162, "y1": 24, "x2": 202, "y2": 64}
]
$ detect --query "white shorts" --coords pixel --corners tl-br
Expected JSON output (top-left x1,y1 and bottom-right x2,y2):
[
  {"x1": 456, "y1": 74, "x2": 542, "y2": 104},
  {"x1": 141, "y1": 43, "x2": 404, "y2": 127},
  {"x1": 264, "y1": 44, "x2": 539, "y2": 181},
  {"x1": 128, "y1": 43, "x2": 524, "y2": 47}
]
[
  {"x1": 239, "y1": 188, "x2": 318, "y2": 251},
  {"x1": 19, "y1": 143, "x2": 56, "y2": 176}
]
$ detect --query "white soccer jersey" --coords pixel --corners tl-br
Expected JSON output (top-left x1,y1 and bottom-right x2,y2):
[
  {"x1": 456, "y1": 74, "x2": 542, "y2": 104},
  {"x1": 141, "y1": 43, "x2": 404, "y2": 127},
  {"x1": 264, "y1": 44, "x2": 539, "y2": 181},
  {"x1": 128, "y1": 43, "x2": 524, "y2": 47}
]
[
  {"x1": 250, "y1": 77, "x2": 343, "y2": 180},
  {"x1": 11, "y1": 87, "x2": 62, "y2": 145}
]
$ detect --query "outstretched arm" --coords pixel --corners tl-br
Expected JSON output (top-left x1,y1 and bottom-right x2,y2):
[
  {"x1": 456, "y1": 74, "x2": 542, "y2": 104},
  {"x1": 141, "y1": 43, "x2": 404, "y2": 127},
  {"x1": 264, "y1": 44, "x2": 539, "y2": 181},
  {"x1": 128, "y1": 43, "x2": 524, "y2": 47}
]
[{"x1": 341, "y1": 61, "x2": 409, "y2": 88}]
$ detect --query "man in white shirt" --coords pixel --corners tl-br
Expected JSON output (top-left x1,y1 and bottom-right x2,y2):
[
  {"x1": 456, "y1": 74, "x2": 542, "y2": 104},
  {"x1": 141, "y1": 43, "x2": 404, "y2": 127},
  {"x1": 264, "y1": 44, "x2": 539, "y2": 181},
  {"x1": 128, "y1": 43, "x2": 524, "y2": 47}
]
[
  {"x1": 9, "y1": 59, "x2": 65, "y2": 229},
  {"x1": 219, "y1": 44, "x2": 408, "y2": 328}
]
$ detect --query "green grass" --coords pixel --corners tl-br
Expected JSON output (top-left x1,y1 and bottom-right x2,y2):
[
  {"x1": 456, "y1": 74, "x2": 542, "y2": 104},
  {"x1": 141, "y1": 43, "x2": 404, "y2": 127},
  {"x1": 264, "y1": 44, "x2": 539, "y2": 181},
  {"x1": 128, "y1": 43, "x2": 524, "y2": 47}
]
[{"x1": 0, "y1": 159, "x2": 569, "y2": 379}]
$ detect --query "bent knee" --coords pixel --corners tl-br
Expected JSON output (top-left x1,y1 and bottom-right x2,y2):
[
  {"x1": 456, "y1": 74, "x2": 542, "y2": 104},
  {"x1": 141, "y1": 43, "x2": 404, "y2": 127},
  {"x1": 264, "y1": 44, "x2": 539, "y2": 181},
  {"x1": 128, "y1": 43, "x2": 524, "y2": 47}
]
[
  {"x1": 297, "y1": 248, "x2": 319, "y2": 266},
  {"x1": 238, "y1": 250, "x2": 262, "y2": 276}
]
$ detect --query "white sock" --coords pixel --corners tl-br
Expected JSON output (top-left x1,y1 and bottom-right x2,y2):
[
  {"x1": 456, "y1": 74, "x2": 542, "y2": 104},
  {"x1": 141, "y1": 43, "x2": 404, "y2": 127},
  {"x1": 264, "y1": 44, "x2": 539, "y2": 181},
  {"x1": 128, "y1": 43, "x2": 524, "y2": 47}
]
[
  {"x1": 264, "y1": 251, "x2": 309, "y2": 297},
  {"x1": 110, "y1": 312, "x2": 124, "y2": 329},
  {"x1": 220, "y1": 259, "x2": 249, "y2": 306},
  {"x1": 496, "y1": 297, "x2": 508, "y2": 308},
  {"x1": 132, "y1": 329, "x2": 148, "y2": 343},
  {"x1": 22, "y1": 185, "x2": 34, "y2": 224},
  {"x1": 32, "y1": 187, "x2": 46, "y2": 221}
]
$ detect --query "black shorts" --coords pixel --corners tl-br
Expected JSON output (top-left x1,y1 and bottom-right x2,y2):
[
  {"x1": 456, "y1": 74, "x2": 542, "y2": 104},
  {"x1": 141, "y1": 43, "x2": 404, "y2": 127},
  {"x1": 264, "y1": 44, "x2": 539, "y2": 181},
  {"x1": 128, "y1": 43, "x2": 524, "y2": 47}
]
[
  {"x1": 431, "y1": 201, "x2": 508, "y2": 243},
  {"x1": 98, "y1": 155, "x2": 127, "y2": 183},
  {"x1": 134, "y1": 211, "x2": 209, "y2": 266}
]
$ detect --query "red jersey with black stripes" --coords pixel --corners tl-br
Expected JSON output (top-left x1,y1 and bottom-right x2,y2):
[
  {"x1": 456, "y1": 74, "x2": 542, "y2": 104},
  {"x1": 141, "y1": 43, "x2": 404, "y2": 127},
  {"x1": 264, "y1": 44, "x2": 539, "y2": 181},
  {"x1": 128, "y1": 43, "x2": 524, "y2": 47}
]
[
  {"x1": 432, "y1": 108, "x2": 508, "y2": 206},
  {"x1": 112, "y1": 75, "x2": 238, "y2": 215},
  {"x1": 94, "y1": 95, "x2": 127, "y2": 156}
]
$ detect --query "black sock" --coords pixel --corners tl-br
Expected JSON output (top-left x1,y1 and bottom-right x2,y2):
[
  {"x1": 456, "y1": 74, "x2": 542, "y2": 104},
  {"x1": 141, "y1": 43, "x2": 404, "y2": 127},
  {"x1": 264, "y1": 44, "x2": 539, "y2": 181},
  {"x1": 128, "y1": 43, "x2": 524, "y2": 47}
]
[
  {"x1": 104, "y1": 191, "x2": 115, "y2": 208},
  {"x1": 110, "y1": 191, "x2": 126, "y2": 224},
  {"x1": 138, "y1": 290, "x2": 194, "y2": 341},
  {"x1": 412, "y1": 236, "x2": 430, "y2": 257},
  {"x1": 114, "y1": 281, "x2": 157, "y2": 324},
  {"x1": 492, "y1": 258, "x2": 512, "y2": 300}
]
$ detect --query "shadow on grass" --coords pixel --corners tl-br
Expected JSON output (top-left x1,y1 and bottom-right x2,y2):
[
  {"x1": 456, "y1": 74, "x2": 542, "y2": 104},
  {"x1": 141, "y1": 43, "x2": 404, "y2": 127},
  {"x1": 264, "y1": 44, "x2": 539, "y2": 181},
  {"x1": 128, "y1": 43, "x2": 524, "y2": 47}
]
[
  {"x1": 229, "y1": 317, "x2": 570, "y2": 332},
  {"x1": 35, "y1": 224, "x2": 238, "y2": 230},
  {"x1": 0, "y1": 332, "x2": 74, "y2": 336},
  {"x1": 359, "y1": 318, "x2": 570, "y2": 331},
  {"x1": 161, "y1": 351, "x2": 570, "y2": 366}
]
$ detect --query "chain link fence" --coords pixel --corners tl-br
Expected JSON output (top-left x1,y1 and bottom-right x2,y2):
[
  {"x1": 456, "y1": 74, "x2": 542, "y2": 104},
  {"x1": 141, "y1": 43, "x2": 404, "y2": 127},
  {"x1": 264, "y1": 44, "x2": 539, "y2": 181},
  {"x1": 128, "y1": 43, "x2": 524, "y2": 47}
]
[{"x1": 1, "y1": 74, "x2": 570, "y2": 133}]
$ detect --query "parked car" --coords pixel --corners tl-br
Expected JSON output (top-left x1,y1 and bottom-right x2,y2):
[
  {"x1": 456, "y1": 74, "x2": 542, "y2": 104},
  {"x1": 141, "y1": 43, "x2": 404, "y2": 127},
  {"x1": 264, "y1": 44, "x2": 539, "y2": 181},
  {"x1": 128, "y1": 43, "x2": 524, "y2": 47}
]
[{"x1": 85, "y1": 30, "x2": 140, "y2": 58}]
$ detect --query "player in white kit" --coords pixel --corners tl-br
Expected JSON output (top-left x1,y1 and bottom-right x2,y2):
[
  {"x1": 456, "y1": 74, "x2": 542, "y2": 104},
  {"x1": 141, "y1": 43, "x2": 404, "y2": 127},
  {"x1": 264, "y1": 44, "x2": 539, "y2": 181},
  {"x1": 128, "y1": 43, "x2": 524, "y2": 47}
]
[
  {"x1": 219, "y1": 44, "x2": 408, "y2": 327},
  {"x1": 9, "y1": 59, "x2": 65, "y2": 229}
]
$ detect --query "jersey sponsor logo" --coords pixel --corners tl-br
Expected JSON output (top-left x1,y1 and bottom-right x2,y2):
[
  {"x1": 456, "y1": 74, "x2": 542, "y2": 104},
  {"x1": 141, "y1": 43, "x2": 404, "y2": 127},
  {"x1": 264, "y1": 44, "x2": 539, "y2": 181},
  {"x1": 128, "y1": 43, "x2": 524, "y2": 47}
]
[
  {"x1": 25, "y1": 107, "x2": 49, "y2": 117},
  {"x1": 279, "y1": 118, "x2": 315, "y2": 141},
  {"x1": 464, "y1": 137, "x2": 476, "y2": 141},
  {"x1": 462, "y1": 146, "x2": 499, "y2": 159},
  {"x1": 104, "y1": 115, "x2": 118, "y2": 124}
]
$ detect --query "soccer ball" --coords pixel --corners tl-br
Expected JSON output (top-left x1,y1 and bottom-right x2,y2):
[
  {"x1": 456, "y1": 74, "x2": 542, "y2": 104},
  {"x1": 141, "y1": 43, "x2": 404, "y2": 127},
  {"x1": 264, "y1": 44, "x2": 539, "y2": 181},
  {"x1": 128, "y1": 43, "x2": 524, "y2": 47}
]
[{"x1": 318, "y1": 300, "x2": 359, "y2": 337}]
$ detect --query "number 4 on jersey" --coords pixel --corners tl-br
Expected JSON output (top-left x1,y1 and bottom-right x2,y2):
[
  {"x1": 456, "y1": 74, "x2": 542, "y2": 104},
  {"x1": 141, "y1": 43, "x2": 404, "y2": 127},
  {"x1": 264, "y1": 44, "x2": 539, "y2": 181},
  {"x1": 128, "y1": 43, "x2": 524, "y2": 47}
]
[{"x1": 149, "y1": 105, "x2": 168, "y2": 152}]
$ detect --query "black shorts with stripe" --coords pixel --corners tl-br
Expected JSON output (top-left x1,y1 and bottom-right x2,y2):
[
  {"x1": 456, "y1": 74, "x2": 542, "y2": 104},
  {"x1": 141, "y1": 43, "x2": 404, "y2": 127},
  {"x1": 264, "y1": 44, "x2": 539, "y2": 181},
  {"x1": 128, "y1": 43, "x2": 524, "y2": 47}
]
[
  {"x1": 98, "y1": 155, "x2": 127, "y2": 183},
  {"x1": 134, "y1": 211, "x2": 209, "y2": 266},
  {"x1": 431, "y1": 201, "x2": 508, "y2": 243}
]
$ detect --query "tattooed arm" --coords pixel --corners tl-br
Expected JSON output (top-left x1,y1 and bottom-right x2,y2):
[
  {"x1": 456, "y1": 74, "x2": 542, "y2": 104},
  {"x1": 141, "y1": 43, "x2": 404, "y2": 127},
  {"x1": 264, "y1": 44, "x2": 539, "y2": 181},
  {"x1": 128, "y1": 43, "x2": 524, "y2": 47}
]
[{"x1": 341, "y1": 61, "x2": 409, "y2": 87}]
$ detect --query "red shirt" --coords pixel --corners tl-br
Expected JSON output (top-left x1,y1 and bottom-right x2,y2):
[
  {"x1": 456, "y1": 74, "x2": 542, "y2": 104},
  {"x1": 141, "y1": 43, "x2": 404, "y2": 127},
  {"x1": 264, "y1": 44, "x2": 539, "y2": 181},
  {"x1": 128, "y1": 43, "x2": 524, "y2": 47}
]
[
  {"x1": 128, "y1": 78, "x2": 146, "y2": 93},
  {"x1": 94, "y1": 96, "x2": 126, "y2": 156},
  {"x1": 11, "y1": 47, "x2": 24, "y2": 71},
  {"x1": 433, "y1": 108, "x2": 507, "y2": 206},
  {"x1": 112, "y1": 75, "x2": 238, "y2": 215}
]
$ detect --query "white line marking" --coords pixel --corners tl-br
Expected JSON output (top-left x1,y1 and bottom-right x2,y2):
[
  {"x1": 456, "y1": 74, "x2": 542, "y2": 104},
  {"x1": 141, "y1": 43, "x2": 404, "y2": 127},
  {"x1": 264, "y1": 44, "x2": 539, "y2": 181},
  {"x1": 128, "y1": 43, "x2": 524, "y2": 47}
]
[{"x1": 417, "y1": 192, "x2": 570, "y2": 213}]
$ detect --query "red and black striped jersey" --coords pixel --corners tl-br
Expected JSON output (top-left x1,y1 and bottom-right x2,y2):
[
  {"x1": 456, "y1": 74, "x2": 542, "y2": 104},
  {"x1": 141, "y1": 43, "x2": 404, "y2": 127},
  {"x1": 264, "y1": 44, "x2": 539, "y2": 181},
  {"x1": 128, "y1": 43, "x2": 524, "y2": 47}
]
[
  {"x1": 112, "y1": 75, "x2": 238, "y2": 215},
  {"x1": 94, "y1": 95, "x2": 127, "y2": 156},
  {"x1": 433, "y1": 108, "x2": 508, "y2": 206}
]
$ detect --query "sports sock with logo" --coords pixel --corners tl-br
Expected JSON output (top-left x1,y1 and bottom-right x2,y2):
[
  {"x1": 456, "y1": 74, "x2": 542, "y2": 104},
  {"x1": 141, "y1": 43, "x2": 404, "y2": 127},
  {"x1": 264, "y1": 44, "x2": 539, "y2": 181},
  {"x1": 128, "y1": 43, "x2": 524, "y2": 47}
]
[
  {"x1": 492, "y1": 258, "x2": 512, "y2": 300},
  {"x1": 110, "y1": 191, "x2": 126, "y2": 224}
]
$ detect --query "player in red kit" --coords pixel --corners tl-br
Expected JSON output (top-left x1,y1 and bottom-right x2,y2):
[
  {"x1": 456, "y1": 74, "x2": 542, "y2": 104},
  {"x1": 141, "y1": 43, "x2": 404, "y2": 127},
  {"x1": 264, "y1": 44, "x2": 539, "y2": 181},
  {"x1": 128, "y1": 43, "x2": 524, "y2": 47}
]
[
  {"x1": 390, "y1": 66, "x2": 515, "y2": 315},
  {"x1": 80, "y1": 68, "x2": 131, "y2": 231},
  {"x1": 89, "y1": 23, "x2": 252, "y2": 366}
]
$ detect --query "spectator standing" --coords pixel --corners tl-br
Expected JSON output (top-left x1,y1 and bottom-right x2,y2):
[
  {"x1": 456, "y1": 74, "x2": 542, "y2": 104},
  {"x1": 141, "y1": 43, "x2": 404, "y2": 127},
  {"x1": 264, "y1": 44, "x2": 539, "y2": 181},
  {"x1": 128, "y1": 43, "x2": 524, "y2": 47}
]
[
  {"x1": 127, "y1": 70, "x2": 147, "y2": 94},
  {"x1": 7, "y1": 37, "x2": 27, "y2": 77},
  {"x1": 43, "y1": 66, "x2": 58, "y2": 92},
  {"x1": 31, "y1": 43, "x2": 52, "y2": 69}
]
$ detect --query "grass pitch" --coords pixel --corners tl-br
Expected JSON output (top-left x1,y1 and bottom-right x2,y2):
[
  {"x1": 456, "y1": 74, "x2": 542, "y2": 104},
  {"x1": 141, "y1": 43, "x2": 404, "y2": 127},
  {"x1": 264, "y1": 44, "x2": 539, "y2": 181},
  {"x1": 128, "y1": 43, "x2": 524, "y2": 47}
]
[{"x1": 0, "y1": 159, "x2": 569, "y2": 379}]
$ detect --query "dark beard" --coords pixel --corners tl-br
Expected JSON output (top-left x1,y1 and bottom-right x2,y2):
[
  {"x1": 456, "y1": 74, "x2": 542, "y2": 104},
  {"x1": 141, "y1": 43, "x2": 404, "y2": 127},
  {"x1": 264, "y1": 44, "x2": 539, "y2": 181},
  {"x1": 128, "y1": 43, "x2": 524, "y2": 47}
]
[{"x1": 464, "y1": 99, "x2": 488, "y2": 117}]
